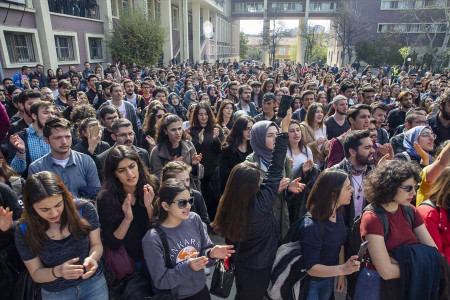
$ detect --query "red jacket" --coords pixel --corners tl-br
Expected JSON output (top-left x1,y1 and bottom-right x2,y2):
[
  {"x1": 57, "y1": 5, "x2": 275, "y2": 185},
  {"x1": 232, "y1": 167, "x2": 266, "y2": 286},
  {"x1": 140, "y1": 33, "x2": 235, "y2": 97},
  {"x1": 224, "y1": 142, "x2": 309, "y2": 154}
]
[{"x1": 418, "y1": 204, "x2": 450, "y2": 264}]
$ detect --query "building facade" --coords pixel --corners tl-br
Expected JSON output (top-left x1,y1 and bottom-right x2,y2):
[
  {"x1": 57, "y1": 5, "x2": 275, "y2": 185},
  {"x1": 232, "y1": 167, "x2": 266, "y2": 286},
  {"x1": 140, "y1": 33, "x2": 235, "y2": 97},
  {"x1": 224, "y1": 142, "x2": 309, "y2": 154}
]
[{"x1": 0, "y1": 0, "x2": 239, "y2": 79}]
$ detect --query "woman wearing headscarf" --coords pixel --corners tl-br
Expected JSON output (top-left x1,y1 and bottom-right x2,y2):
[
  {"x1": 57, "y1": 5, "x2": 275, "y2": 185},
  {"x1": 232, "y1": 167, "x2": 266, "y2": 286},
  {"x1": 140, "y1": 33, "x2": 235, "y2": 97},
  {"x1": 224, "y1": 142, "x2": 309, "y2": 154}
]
[
  {"x1": 182, "y1": 89, "x2": 198, "y2": 110},
  {"x1": 168, "y1": 92, "x2": 188, "y2": 121},
  {"x1": 245, "y1": 120, "x2": 302, "y2": 237},
  {"x1": 395, "y1": 125, "x2": 436, "y2": 167}
]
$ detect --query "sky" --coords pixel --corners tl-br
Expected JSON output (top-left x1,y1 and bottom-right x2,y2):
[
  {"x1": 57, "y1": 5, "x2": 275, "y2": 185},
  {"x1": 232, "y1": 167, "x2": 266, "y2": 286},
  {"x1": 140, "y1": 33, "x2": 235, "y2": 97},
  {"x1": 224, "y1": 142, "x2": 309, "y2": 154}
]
[{"x1": 240, "y1": 19, "x2": 330, "y2": 35}]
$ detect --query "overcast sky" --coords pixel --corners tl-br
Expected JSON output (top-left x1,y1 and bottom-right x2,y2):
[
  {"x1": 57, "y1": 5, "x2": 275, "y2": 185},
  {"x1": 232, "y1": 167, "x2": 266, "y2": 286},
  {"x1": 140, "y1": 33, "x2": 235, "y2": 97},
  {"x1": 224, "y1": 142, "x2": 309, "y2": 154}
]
[{"x1": 240, "y1": 19, "x2": 330, "y2": 35}]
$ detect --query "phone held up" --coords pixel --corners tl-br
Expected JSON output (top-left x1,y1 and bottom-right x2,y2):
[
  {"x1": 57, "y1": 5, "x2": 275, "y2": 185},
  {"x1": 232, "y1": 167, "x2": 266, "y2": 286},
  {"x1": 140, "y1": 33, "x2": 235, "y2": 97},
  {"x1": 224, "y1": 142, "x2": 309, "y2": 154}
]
[{"x1": 277, "y1": 95, "x2": 292, "y2": 119}]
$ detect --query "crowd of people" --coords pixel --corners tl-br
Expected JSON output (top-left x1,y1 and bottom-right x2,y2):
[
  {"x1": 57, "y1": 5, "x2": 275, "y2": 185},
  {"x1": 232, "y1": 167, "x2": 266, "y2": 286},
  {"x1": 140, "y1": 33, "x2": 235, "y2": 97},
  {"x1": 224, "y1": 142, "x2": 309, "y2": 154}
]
[{"x1": 0, "y1": 59, "x2": 449, "y2": 300}]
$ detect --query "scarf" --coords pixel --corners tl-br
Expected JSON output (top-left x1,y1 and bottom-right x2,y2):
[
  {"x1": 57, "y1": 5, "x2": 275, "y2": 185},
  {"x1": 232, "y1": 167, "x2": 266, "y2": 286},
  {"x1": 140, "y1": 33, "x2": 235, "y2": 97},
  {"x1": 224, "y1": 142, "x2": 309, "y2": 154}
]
[{"x1": 250, "y1": 121, "x2": 279, "y2": 168}]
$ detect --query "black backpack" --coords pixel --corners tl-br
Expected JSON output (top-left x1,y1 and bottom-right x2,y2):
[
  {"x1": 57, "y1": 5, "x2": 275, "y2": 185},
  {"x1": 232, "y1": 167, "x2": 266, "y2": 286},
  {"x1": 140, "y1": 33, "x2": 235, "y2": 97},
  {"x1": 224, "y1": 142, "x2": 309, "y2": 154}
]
[
  {"x1": 419, "y1": 199, "x2": 440, "y2": 212},
  {"x1": 348, "y1": 203, "x2": 415, "y2": 259}
]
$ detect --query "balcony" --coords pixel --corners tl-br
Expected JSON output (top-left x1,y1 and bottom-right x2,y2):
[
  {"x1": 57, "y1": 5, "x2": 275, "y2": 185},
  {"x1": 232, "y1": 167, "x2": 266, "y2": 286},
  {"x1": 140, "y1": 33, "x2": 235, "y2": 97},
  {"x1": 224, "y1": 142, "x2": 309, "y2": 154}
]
[{"x1": 48, "y1": 0, "x2": 100, "y2": 20}]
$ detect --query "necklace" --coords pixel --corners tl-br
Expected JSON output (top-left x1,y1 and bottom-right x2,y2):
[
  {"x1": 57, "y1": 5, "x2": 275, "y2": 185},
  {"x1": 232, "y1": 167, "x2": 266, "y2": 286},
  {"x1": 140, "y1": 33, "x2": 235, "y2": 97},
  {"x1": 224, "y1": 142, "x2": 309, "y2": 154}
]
[{"x1": 352, "y1": 175, "x2": 363, "y2": 200}]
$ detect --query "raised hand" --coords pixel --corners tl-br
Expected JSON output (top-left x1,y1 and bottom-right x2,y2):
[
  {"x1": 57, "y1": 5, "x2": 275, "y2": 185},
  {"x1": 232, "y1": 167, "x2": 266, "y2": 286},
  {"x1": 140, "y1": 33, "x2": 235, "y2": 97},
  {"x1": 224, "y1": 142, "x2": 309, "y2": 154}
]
[
  {"x1": 145, "y1": 135, "x2": 156, "y2": 148},
  {"x1": 288, "y1": 177, "x2": 306, "y2": 194},
  {"x1": 122, "y1": 194, "x2": 133, "y2": 222},
  {"x1": 191, "y1": 153, "x2": 202, "y2": 165},
  {"x1": 143, "y1": 185, "x2": 155, "y2": 208},
  {"x1": 280, "y1": 108, "x2": 292, "y2": 133},
  {"x1": 0, "y1": 207, "x2": 13, "y2": 232},
  {"x1": 213, "y1": 128, "x2": 220, "y2": 139},
  {"x1": 9, "y1": 134, "x2": 25, "y2": 154},
  {"x1": 278, "y1": 177, "x2": 291, "y2": 194},
  {"x1": 198, "y1": 129, "x2": 205, "y2": 144},
  {"x1": 209, "y1": 245, "x2": 235, "y2": 259}
]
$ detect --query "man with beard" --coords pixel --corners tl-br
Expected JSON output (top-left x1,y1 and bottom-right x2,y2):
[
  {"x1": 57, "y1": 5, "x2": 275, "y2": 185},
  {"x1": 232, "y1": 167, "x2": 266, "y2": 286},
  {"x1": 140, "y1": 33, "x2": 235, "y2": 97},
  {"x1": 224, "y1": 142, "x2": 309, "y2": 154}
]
[
  {"x1": 99, "y1": 105, "x2": 119, "y2": 147},
  {"x1": 9, "y1": 101, "x2": 56, "y2": 176},
  {"x1": 96, "y1": 119, "x2": 150, "y2": 181},
  {"x1": 9, "y1": 90, "x2": 41, "y2": 138},
  {"x1": 293, "y1": 90, "x2": 315, "y2": 122},
  {"x1": 29, "y1": 117, "x2": 100, "y2": 197},
  {"x1": 424, "y1": 80, "x2": 440, "y2": 102},
  {"x1": 235, "y1": 84, "x2": 257, "y2": 117},
  {"x1": 123, "y1": 79, "x2": 145, "y2": 131},
  {"x1": 428, "y1": 90, "x2": 450, "y2": 147},
  {"x1": 327, "y1": 104, "x2": 371, "y2": 167},
  {"x1": 85, "y1": 75, "x2": 98, "y2": 104},
  {"x1": 325, "y1": 95, "x2": 350, "y2": 140},
  {"x1": 332, "y1": 129, "x2": 375, "y2": 300},
  {"x1": 386, "y1": 91, "x2": 413, "y2": 136}
]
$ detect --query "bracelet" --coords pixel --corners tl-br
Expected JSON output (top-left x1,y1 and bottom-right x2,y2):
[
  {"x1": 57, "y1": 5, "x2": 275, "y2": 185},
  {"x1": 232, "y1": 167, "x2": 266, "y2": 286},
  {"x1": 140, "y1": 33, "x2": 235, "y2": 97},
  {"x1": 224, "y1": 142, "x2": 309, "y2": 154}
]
[{"x1": 52, "y1": 266, "x2": 61, "y2": 279}]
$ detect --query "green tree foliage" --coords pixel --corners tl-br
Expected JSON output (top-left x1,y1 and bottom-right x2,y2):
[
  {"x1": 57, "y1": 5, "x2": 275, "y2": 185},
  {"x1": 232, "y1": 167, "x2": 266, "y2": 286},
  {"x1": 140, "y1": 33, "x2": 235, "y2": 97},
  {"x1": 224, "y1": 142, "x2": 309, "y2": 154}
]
[
  {"x1": 248, "y1": 48, "x2": 262, "y2": 61},
  {"x1": 355, "y1": 37, "x2": 403, "y2": 66},
  {"x1": 240, "y1": 32, "x2": 249, "y2": 60},
  {"x1": 107, "y1": 8, "x2": 166, "y2": 67}
]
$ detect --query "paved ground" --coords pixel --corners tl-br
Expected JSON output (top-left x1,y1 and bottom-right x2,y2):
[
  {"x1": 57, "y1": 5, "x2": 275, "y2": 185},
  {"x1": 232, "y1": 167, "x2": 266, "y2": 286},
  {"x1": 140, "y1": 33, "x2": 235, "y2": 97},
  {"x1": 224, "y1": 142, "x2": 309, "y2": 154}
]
[{"x1": 206, "y1": 233, "x2": 346, "y2": 300}]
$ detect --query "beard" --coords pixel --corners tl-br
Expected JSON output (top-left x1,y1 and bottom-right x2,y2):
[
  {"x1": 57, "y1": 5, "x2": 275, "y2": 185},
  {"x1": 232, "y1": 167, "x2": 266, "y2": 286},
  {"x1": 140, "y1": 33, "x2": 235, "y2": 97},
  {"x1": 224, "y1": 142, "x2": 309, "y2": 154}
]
[
  {"x1": 441, "y1": 108, "x2": 450, "y2": 120},
  {"x1": 36, "y1": 119, "x2": 44, "y2": 129},
  {"x1": 356, "y1": 152, "x2": 374, "y2": 166},
  {"x1": 24, "y1": 107, "x2": 32, "y2": 118}
]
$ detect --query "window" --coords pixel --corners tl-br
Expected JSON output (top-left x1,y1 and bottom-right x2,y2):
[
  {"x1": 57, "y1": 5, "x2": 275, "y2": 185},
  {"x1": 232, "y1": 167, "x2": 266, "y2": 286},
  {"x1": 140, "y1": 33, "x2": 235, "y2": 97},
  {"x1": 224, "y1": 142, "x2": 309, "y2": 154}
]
[
  {"x1": 279, "y1": 48, "x2": 286, "y2": 55},
  {"x1": 4, "y1": 31, "x2": 36, "y2": 64},
  {"x1": 55, "y1": 35, "x2": 75, "y2": 61},
  {"x1": 88, "y1": 37, "x2": 103, "y2": 60},
  {"x1": 172, "y1": 7, "x2": 179, "y2": 30}
]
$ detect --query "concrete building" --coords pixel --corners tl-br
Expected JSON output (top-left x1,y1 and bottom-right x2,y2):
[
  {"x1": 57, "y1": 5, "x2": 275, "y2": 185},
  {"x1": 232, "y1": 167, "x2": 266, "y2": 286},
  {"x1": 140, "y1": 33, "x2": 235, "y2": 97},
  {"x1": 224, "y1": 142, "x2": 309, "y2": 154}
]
[
  {"x1": 247, "y1": 35, "x2": 296, "y2": 63},
  {"x1": 0, "y1": 0, "x2": 239, "y2": 79}
]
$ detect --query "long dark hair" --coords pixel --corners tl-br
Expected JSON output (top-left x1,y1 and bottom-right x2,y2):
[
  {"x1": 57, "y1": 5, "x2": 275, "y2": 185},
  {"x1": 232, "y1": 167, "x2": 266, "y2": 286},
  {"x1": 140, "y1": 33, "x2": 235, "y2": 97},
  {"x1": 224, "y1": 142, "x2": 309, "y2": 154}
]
[
  {"x1": 20, "y1": 171, "x2": 91, "y2": 254},
  {"x1": 216, "y1": 100, "x2": 234, "y2": 127},
  {"x1": 288, "y1": 120, "x2": 309, "y2": 157},
  {"x1": 306, "y1": 169, "x2": 349, "y2": 221},
  {"x1": 190, "y1": 101, "x2": 215, "y2": 130},
  {"x1": 153, "y1": 179, "x2": 188, "y2": 225},
  {"x1": 0, "y1": 152, "x2": 19, "y2": 183},
  {"x1": 212, "y1": 161, "x2": 261, "y2": 242},
  {"x1": 143, "y1": 105, "x2": 167, "y2": 137},
  {"x1": 155, "y1": 114, "x2": 186, "y2": 146},
  {"x1": 99, "y1": 146, "x2": 156, "y2": 224},
  {"x1": 222, "y1": 116, "x2": 254, "y2": 153}
]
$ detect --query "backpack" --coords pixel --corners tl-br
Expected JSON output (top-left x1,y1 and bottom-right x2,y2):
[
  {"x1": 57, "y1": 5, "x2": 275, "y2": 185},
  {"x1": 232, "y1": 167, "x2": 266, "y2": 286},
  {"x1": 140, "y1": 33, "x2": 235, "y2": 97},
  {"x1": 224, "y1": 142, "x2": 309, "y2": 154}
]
[
  {"x1": 267, "y1": 213, "x2": 325, "y2": 300},
  {"x1": 347, "y1": 203, "x2": 415, "y2": 260},
  {"x1": 419, "y1": 199, "x2": 440, "y2": 213}
]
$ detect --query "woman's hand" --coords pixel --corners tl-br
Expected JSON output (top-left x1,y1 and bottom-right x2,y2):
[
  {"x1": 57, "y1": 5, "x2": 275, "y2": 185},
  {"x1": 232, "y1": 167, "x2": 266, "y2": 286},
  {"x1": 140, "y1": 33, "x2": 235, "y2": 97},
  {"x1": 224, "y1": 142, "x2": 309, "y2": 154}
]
[
  {"x1": 143, "y1": 185, "x2": 155, "y2": 208},
  {"x1": 188, "y1": 253, "x2": 209, "y2": 271},
  {"x1": 336, "y1": 275, "x2": 346, "y2": 293},
  {"x1": 414, "y1": 141, "x2": 429, "y2": 165},
  {"x1": 81, "y1": 256, "x2": 98, "y2": 279},
  {"x1": 213, "y1": 128, "x2": 220, "y2": 139},
  {"x1": 302, "y1": 160, "x2": 314, "y2": 174},
  {"x1": 288, "y1": 177, "x2": 306, "y2": 194},
  {"x1": 191, "y1": 153, "x2": 202, "y2": 165},
  {"x1": 278, "y1": 178, "x2": 291, "y2": 194},
  {"x1": 317, "y1": 137, "x2": 327, "y2": 145},
  {"x1": 198, "y1": 129, "x2": 205, "y2": 144},
  {"x1": 341, "y1": 255, "x2": 361, "y2": 275},
  {"x1": 0, "y1": 207, "x2": 13, "y2": 232},
  {"x1": 210, "y1": 245, "x2": 235, "y2": 259},
  {"x1": 122, "y1": 194, "x2": 133, "y2": 222},
  {"x1": 55, "y1": 257, "x2": 84, "y2": 280},
  {"x1": 145, "y1": 135, "x2": 156, "y2": 148},
  {"x1": 280, "y1": 108, "x2": 292, "y2": 133}
]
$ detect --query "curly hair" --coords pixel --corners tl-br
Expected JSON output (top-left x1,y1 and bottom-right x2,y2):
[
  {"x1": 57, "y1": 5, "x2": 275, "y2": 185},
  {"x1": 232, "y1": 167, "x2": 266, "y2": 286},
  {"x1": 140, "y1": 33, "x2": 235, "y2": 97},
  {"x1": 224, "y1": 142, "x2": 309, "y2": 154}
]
[
  {"x1": 70, "y1": 104, "x2": 96, "y2": 124},
  {"x1": 364, "y1": 160, "x2": 421, "y2": 205}
]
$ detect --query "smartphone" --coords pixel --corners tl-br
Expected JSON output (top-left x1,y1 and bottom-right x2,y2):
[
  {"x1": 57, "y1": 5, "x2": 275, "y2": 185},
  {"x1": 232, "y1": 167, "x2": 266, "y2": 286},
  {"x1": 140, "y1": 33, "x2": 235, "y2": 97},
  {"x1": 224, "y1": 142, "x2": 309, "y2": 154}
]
[
  {"x1": 21, "y1": 74, "x2": 27, "y2": 81},
  {"x1": 88, "y1": 123, "x2": 100, "y2": 138},
  {"x1": 277, "y1": 95, "x2": 292, "y2": 119},
  {"x1": 70, "y1": 88, "x2": 77, "y2": 100},
  {"x1": 95, "y1": 82, "x2": 101, "y2": 94},
  {"x1": 357, "y1": 241, "x2": 369, "y2": 262}
]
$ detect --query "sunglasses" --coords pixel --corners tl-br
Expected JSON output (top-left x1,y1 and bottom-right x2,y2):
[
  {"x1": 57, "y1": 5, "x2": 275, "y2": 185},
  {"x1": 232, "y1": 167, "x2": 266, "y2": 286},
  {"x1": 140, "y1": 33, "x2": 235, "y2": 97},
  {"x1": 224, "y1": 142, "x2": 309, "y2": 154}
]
[
  {"x1": 399, "y1": 185, "x2": 418, "y2": 193},
  {"x1": 155, "y1": 114, "x2": 164, "y2": 119},
  {"x1": 173, "y1": 197, "x2": 194, "y2": 209}
]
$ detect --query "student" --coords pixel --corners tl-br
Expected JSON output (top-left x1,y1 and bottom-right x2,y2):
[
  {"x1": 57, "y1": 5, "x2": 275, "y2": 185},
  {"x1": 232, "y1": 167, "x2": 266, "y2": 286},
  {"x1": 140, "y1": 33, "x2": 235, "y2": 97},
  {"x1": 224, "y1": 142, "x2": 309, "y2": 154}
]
[
  {"x1": 299, "y1": 169, "x2": 361, "y2": 300},
  {"x1": 355, "y1": 160, "x2": 438, "y2": 299},
  {"x1": 14, "y1": 171, "x2": 107, "y2": 300},
  {"x1": 300, "y1": 103, "x2": 329, "y2": 166},
  {"x1": 212, "y1": 109, "x2": 305, "y2": 300},
  {"x1": 143, "y1": 179, "x2": 234, "y2": 300},
  {"x1": 97, "y1": 146, "x2": 157, "y2": 265}
]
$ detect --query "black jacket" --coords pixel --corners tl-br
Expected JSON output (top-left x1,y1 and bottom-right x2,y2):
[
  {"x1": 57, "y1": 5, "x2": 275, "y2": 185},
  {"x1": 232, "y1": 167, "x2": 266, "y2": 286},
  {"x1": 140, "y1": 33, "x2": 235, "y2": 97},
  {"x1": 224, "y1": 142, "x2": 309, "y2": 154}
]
[
  {"x1": 390, "y1": 132, "x2": 406, "y2": 154},
  {"x1": 191, "y1": 189, "x2": 210, "y2": 225},
  {"x1": 428, "y1": 114, "x2": 450, "y2": 148},
  {"x1": 234, "y1": 133, "x2": 288, "y2": 269},
  {"x1": 219, "y1": 145, "x2": 252, "y2": 193}
]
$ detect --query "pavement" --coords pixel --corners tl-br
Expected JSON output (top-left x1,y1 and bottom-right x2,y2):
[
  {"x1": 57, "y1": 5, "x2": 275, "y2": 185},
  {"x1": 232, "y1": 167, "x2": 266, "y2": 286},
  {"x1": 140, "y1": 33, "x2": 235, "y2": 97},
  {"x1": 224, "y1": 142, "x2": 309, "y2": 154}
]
[{"x1": 206, "y1": 233, "x2": 346, "y2": 300}]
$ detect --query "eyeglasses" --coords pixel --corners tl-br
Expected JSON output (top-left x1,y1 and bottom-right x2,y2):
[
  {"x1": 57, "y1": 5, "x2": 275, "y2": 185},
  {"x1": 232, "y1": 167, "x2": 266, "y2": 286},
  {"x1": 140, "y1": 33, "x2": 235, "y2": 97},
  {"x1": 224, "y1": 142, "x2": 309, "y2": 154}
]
[
  {"x1": 412, "y1": 120, "x2": 428, "y2": 125},
  {"x1": 116, "y1": 132, "x2": 135, "y2": 138},
  {"x1": 420, "y1": 132, "x2": 436, "y2": 139},
  {"x1": 399, "y1": 185, "x2": 418, "y2": 193},
  {"x1": 173, "y1": 197, "x2": 194, "y2": 209}
]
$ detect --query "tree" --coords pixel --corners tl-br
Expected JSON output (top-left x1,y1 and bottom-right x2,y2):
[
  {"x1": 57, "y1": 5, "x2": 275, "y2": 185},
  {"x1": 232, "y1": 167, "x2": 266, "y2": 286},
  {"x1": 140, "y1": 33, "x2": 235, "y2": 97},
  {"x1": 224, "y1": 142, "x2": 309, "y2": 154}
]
[
  {"x1": 262, "y1": 20, "x2": 292, "y2": 66},
  {"x1": 401, "y1": 0, "x2": 450, "y2": 69},
  {"x1": 248, "y1": 48, "x2": 262, "y2": 61},
  {"x1": 107, "y1": 8, "x2": 166, "y2": 67},
  {"x1": 399, "y1": 46, "x2": 411, "y2": 65},
  {"x1": 304, "y1": 26, "x2": 328, "y2": 63},
  {"x1": 331, "y1": 0, "x2": 369, "y2": 66},
  {"x1": 355, "y1": 37, "x2": 404, "y2": 67},
  {"x1": 240, "y1": 32, "x2": 249, "y2": 60}
]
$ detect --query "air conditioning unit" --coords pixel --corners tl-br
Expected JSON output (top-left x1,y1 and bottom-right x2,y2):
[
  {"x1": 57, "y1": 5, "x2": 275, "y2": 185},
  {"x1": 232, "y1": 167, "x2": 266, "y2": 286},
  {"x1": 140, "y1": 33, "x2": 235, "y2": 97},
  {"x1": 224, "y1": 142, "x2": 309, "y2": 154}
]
[{"x1": 2, "y1": 0, "x2": 26, "y2": 5}]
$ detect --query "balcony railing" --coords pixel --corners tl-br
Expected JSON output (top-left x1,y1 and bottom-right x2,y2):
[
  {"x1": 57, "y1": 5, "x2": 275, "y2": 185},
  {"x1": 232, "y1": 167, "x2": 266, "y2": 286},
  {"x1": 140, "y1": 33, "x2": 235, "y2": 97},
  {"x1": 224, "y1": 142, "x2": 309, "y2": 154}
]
[{"x1": 48, "y1": 0, "x2": 100, "y2": 20}]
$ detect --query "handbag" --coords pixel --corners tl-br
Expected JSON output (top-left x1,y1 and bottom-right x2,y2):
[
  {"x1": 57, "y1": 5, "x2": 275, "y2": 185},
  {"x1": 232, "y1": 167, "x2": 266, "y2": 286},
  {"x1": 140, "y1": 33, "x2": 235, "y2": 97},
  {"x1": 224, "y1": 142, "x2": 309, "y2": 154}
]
[
  {"x1": 104, "y1": 244, "x2": 137, "y2": 281},
  {"x1": 210, "y1": 243, "x2": 240, "y2": 298}
]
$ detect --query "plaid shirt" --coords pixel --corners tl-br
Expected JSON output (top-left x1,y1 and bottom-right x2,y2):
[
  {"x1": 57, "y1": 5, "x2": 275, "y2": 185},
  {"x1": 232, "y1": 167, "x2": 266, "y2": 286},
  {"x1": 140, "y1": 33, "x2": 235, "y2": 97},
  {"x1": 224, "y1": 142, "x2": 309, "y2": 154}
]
[{"x1": 11, "y1": 125, "x2": 50, "y2": 174}]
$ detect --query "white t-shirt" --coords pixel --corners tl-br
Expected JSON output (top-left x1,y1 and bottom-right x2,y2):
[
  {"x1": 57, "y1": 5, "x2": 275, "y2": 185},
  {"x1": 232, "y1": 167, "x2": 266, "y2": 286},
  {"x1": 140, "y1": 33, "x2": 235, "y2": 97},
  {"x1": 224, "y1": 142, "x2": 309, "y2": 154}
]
[
  {"x1": 108, "y1": 100, "x2": 127, "y2": 119},
  {"x1": 52, "y1": 157, "x2": 70, "y2": 168},
  {"x1": 287, "y1": 146, "x2": 313, "y2": 175}
]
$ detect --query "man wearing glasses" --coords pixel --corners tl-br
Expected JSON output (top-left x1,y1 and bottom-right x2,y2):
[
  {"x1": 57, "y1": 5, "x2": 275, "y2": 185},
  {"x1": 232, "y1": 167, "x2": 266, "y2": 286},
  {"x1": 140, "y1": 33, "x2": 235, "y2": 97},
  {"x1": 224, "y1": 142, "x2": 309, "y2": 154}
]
[
  {"x1": 390, "y1": 108, "x2": 428, "y2": 154},
  {"x1": 96, "y1": 119, "x2": 150, "y2": 182}
]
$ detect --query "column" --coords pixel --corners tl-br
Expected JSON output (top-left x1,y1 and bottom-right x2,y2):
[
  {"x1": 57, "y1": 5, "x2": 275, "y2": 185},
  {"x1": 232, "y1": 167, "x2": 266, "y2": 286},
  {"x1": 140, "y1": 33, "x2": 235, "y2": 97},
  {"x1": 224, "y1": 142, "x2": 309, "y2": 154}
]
[
  {"x1": 97, "y1": 0, "x2": 114, "y2": 62},
  {"x1": 210, "y1": 12, "x2": 217, "y2": 60},
  {"x1": 202, "y1": 7, "x2": 210, "y2": 61},
  {"x1": 32, "y1": 0, "x2": 58, "y2": 71},
  {"x1": 300, "y1": 0, "x2": 310, "y2": 64},
  {"x1": 192, "y1": 1, "x2": 201, "y2": 63},
  {"x1": 160, "y1": 0, "x2": 173, "y2": 65},
  {"x1": 297, "y1": 18, "x2": 304, "y2": 64},
  {"x1": 178, "y1": 0, "x2": 189, "y2": 62},
  {"x1": 261, "y1": 0, "x2": 269, "y2": 66}
]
